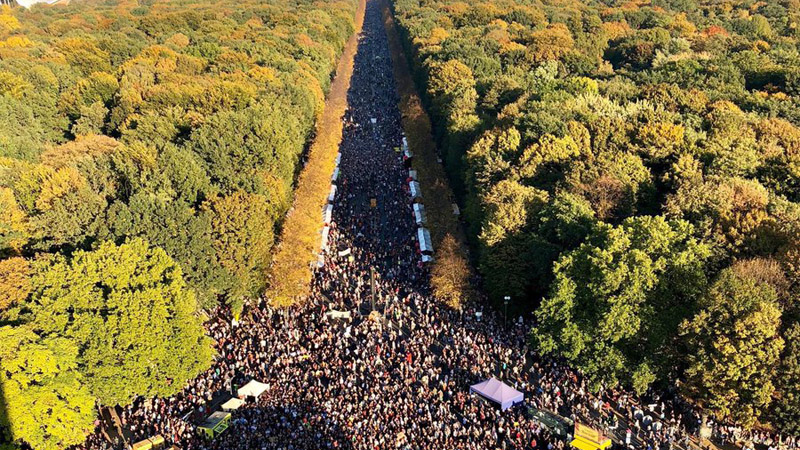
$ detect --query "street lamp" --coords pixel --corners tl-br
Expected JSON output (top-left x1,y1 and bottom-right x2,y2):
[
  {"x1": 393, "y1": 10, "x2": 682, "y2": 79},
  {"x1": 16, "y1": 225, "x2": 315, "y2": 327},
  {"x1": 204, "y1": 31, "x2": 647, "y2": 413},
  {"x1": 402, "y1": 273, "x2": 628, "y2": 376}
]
[{"x1": 503, "y1": 296, "x2": 510, "y2": 328}]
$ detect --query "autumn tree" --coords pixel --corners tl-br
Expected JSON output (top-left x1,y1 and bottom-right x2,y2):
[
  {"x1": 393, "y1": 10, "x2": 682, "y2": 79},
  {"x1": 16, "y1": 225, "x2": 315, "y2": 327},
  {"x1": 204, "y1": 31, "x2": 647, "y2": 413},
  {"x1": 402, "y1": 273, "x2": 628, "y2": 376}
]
[
  {"x1": 431, "y1": 234, "x2": 471, "y2": 309},
  {"x1": 203, "y1": 191, "x2": 274, "y2": 309},
  {"x1": 680, "y1": 268, "x2": 784, "y2": 426},
  {"x1": 0, "y1": 257, "x2": 30, "y2": 313}
]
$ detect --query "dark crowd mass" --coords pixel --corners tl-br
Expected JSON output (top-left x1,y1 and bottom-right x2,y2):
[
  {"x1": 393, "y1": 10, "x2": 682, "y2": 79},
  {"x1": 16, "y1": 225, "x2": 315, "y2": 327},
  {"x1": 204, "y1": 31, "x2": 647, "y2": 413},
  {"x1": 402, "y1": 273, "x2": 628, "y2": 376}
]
[{"x1": 78, "y1": 2, "x2": 799, "y2": 450}]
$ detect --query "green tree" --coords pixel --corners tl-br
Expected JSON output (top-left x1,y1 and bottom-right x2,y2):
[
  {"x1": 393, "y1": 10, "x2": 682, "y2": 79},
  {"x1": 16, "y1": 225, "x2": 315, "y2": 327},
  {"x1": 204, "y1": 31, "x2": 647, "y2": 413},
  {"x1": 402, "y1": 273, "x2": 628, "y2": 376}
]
[
  {"x1": 0, "y1": 326, "x2": 96, "y2": 450},
  {"x1": 25, "y1": 239, "x2": 213, "y2": 406},
  {"x1": 104, "y1": 194, "x2": 228, "y2": 307},
  {"x1": 533, "y1": 216, "x2": 709, "y2": 390},
  {"x1": 189, "y1": 99, "x2": 304, "y2": 194},
  {"x1": 680, "y1": 268, "x2": 784, "y2": 427}
]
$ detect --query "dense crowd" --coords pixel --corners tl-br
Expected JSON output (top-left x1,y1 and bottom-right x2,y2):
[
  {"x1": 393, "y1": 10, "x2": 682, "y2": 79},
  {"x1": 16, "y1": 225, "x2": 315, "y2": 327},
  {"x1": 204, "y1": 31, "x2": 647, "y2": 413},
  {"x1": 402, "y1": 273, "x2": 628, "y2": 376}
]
[{"x1": 77, "y1": 2, "x2": 799, "y2": 450}]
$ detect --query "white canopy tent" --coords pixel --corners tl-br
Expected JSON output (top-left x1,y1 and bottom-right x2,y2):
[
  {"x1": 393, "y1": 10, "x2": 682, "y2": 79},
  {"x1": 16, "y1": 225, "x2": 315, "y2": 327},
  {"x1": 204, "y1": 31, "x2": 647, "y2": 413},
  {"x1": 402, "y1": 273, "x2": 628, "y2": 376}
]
[
  {"x1": 328, "y1": 184, "x2": 337, "y2": 203},
  {"x1": 402, "y1": 136, "x2": 409, "y2": 151},
  {"x1": 221, "y1": 398, "x2": 245, "y2": 411},
  {"x1": 237, "y1": 380, "x2": 268, "y2": 398},
  {"x1": 323, "y1": 204, "x2": 334, "y2": 224},
  {"x1": 409, "y1": 181, "x2": 422, "y2": 199},
  {"x1": 413, "y1": 203, "x2": 427, "y2": 225},
  {"x1": 417, "y1": 227, "x2": 433, "y2": 254},
  {"x1": 321, "y1": 225, "x2": 331, "y2": 251},
  {"x1": 408, "y1": 170, "x2": 417, "y2": 181},
  {"x1": 335, "y1": 153, "x2": 341, "y2": 166},
  {"x1": 421, "y1": 254, "x2": 434, "y2": 263},
  {"x1": 331, "y1": 167, "x2": 339, "y2": 182},
  {"x1": 404, "y1": 148, "x2": 413, "y2": 159}
]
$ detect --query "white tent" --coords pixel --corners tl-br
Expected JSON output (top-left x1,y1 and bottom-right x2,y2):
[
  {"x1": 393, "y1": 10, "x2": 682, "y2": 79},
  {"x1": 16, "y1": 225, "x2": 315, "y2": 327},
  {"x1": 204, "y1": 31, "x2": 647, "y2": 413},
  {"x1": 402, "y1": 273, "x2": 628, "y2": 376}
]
[
  {"x1": 328, "y1": 184, "x2": 337, "y2": 203},
  {"x1": 331, "y1": 167, "x2": 339, "y2": 182},
  {"x1": 404, "y1": 148, "x2": 413, "y2": 159},
  {"x1": 452, "y1": 203, "x2": 460, "y2": 216},
  {"x1": 321, "y1": 225, "x2": 330, "y2": 251},
  {"x1": 402, "y1": 136, "x2": 409, "y2": 151},
  {"x1": 409, "y1": 181, "x2": 422, "y2": 199},
  {"x1": 221, "y1": 397, "x2": 245, "y2": 411},
  {"x1": 413, "y1": 203, "x2": 427, "y2": 225},
  {"x1": 335, "y1": 153, "x2": 341, "y2": 166},
  {"x1": 237, "y1": 380, "x2": 268, "y2": 398},
  {"x1": 422, "y1": 254, "x2": 434, "y2": 263},
  {"x1": 317, "y1": 254, "x2": 325, "y2": 268},
  {"x1": 323, "y1": 204, "x2": 333, "y2": 224},
  {"x1": 417, "y1": 227, "x2": 433, "y2": 254},
  {"x1": 16, "y1": 0, "x2": 59, "y2": 8},
  {"x1": 408, "y1": 170, "x2": 417, "y2": 181}
]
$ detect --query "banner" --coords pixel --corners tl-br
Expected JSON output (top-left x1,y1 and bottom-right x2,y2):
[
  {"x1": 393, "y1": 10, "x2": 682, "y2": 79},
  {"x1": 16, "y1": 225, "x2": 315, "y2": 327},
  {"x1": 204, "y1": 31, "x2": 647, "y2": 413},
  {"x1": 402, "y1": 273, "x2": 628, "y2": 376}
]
[{"x1": 574, "y1": 423, "x2": 603, "y2": 444}]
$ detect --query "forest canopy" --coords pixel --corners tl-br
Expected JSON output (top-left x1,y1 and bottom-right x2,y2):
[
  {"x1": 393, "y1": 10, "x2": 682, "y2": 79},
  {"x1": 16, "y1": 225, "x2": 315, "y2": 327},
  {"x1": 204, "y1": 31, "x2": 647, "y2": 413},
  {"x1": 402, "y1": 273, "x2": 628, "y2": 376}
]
[
  {"x1": 393, "y1": 0, "x2": 800, "y2": 433},
  {"x1": 0, "y1": 0, "x2": 357, "y2": 448}
]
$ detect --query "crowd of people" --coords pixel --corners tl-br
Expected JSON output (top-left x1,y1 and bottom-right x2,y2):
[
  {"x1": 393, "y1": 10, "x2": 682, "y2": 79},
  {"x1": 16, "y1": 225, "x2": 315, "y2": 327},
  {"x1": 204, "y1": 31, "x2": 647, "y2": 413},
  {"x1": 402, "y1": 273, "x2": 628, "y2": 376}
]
[{"x1": 77, "y1": 2, "x2": 799, "y2": 450}]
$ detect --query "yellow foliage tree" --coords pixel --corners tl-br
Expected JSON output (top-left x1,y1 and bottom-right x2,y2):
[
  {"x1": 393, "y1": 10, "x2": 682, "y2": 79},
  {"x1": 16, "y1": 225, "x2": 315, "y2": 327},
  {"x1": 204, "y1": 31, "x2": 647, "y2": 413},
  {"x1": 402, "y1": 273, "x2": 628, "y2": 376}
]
[
  {"x1": 431, "y1": 234, "x2": 472, "y2": 309},
  {"x1": 0, "y1": 257, "x2": 30, "y2": 311}
]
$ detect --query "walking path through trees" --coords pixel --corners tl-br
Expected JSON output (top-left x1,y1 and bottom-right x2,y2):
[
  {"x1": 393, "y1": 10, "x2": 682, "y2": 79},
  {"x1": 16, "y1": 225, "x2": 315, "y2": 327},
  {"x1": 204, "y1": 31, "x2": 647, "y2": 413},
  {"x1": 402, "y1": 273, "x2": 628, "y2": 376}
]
[{"x1": 78, "y1": 2, "x2": 796, "y2": 450}]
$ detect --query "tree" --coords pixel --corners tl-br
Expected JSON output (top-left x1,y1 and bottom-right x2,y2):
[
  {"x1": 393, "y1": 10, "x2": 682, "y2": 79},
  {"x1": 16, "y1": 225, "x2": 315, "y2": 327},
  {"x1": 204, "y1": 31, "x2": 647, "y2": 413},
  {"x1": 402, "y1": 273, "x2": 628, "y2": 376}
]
[
  {"x1": 536, "y1": 191, "x2": 597, "y2": 250},
  {"x1": 25, "y1": 239, "x2": 213, "y2": 406},
  {"x1": 479, "y1": 178, "x2": 547, "y2": 247},
  {"x1": 666, "y1": 176, "x2": 770, "y2": 256},
  {"x1": 680, "y1": 268, "x2": 784, "y2": 427},
  {"x1": 0, "y1": 71, "x2": 31, "y2": 99},
  {"x1": 431, "y1": 234, "x2": 471, "y2": 309},
  {"x1": 72, "y1": 102, "x2": 109, "y2": 137},
  {"x1": 772, "y1": 322, "x2": 800, "y2": 434},
  {"x1": 426, "y1": 59, "x2": 480, "y2": 167},
  {"x1": 0, "y1": 326, "x2": 96, "y2": 450},
  {"x1": 189, "y1": 99, "x2": 305, "y2": 194},
  {"x1": 58, "y1": 72, "x2": 119, "y2": 120},
  {"x1": 0, "y1": 257, "x2": 30, "y2": 313},
  {"x1": 533, "y1": 216, "x2": 710, "y2": 390},
  {"x1": 566, "y1": 151, "x2": 653, "y2": 221},
  {"x1": 104, "y1": 194, "x2": 229, "y2": 308},
  {"x1": 203, "y1": 191, "x2": 274, "y2": 308},
  {"x1": 0, "y1": 187, "x2": 28, "y2": 256}
]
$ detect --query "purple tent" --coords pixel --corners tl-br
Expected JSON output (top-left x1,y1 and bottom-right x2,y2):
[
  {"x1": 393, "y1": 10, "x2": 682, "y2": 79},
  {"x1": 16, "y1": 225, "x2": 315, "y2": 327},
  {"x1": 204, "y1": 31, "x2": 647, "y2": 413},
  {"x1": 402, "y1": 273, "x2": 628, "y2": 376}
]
[{"x1": 469, "y1": 377, "x2": 524, "y2": 411}]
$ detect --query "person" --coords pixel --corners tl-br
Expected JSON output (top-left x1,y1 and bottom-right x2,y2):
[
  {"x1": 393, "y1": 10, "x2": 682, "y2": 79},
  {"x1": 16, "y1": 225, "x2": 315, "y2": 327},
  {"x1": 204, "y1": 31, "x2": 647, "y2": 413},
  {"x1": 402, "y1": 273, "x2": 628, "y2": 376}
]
[{"x1": 78, "y1": 1, "x2": 799, "y2": 450}]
